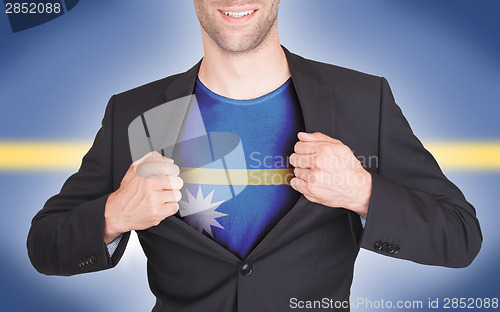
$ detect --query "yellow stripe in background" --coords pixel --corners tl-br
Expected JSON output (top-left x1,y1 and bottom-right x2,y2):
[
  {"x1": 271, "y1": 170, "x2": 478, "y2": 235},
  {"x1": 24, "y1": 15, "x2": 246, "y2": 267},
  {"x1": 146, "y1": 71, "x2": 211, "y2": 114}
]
[
  {"x1": 0, "y1": 140, "x2": 500, "y2": 172},
  {"x1": 423, "y1": 141, "x2": 500, "y2": 171},
  {"x1": 0, "y1": 141, "x2": 91, "y2": 171}
]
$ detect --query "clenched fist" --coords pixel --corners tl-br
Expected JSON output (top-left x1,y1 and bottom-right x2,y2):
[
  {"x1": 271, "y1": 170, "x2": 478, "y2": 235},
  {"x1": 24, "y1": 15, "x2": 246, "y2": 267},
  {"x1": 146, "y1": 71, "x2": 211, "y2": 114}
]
[
  {"x1": 104, "y1": 151, "x2": 184, "y2": 244},
  {"x1": 289, "y1": 132, "x2": 372, "y2": 219}
]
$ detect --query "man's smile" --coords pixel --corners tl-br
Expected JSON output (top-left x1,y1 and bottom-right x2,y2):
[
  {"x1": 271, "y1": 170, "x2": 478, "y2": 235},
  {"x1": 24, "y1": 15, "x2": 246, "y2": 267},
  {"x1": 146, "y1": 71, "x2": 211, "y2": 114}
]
[
  {"x1": 218, "y1": 8, "x2": 258, "y2": 24},
  {"x1": 221, "y1": 9, "x2": 256, "y2": 18}
]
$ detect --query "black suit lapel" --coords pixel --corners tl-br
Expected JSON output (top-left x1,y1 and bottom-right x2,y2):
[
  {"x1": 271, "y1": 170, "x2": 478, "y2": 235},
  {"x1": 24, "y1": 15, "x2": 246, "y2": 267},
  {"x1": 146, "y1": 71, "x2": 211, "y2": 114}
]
[
  {"x1": 163, "y1": 59, "x2": 201, "y2": 101},
  {"x1": 283, "y1": 46, "x2": 336, "y2": 136}
]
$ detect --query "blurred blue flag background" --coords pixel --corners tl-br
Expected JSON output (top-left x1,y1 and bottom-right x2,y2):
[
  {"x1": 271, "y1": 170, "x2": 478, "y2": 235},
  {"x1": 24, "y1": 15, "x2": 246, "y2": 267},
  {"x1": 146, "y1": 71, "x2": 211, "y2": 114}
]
[{"x1": 0, "y1": 1, "x2": 498, "y2": 311}]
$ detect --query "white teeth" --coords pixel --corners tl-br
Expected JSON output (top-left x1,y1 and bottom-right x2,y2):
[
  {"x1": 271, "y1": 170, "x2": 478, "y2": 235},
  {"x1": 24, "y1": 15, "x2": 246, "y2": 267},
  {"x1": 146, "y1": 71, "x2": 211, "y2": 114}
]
[{"x1": 222, "y1": 10, "x2": 255, "y2": 18}]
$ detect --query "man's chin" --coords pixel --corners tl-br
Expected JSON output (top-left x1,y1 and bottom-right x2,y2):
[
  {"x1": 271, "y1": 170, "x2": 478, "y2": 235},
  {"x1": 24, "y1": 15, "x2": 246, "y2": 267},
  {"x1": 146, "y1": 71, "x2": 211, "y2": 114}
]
[{"x1": 215, "y1": 36, "x2": 267, "y2": 55}]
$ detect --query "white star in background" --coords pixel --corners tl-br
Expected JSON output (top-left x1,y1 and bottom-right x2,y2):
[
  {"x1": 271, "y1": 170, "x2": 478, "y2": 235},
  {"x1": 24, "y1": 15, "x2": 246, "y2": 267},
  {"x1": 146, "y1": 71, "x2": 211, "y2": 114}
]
[{"x1": 179, "y1": 186, "x2": 227, "y2": 238}]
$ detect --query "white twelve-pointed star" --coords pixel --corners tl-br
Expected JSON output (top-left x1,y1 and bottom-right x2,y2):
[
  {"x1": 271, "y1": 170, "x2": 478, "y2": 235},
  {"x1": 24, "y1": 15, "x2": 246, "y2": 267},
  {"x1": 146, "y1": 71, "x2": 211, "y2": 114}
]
[{"x1": 179, "y1": 186, "x2": 227, "y2": 238}]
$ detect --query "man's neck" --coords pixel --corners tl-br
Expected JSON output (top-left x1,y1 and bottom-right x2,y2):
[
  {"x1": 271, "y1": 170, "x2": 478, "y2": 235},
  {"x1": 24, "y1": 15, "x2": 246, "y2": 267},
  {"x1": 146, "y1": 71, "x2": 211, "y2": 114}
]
[{"x1": 197, "y1": 30, "x2": 291, "y2": 100}]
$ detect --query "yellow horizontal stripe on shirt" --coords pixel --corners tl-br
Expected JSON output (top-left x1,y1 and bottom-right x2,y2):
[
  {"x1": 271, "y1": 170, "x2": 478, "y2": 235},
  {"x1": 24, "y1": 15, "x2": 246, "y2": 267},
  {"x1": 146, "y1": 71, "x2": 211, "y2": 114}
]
[
  {"x1": 180, "y1": 167, "x2": 295, "y2": 185},
  {"x1": 0, "y1": 141, "x2": 500, "y2": 171}
]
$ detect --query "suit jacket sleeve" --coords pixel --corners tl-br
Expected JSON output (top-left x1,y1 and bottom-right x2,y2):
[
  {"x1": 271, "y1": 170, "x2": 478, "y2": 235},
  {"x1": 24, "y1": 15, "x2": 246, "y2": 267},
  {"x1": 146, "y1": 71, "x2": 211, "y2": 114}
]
[
  {"x1": 357, "y1": 77, "x2": 482, "y2": 268},
  {"x1": 27, "y1": 96, "x2": 130, "y2": 276}
]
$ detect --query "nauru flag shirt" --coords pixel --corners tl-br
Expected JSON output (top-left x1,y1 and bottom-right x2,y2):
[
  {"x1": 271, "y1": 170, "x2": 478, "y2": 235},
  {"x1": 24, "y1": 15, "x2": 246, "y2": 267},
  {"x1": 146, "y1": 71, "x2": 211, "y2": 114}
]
[{"x1": 175, "y1": 77, "x2": 305, "y2": 260}]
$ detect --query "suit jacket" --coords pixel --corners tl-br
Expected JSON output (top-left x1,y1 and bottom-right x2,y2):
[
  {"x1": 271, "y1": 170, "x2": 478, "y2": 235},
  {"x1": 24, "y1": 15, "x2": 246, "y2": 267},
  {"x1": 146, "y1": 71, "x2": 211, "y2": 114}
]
[{"x1": 27, "y1": 46, "x2": 482, "y2": 312}]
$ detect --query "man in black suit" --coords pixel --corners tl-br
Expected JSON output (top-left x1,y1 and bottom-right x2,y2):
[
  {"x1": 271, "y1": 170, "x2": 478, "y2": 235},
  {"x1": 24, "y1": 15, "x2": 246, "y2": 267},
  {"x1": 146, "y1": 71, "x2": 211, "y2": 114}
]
[{"x1": 27, "y1": 1, "x2": 482, "y2": 311}]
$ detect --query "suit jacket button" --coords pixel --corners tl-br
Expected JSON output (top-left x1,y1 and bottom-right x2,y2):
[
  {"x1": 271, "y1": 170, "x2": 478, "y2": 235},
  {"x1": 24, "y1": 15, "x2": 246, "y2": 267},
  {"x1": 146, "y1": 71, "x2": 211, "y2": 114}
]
[
  {"x1": 240, "y1": 263, "x2": 253, "y2": 276},
  {"x1": 381, "y1": 242, "x2": 389, "y2": 252},
  {"x1": 393, "y1": 245, "x2": 400, "y2": 254},
  {"x1": 374, "y1": 241, "x2": 383, "y2": 250},
  {"x1": 89, "y1": 256, "x2": 97, "y2": 265},
  {"x1": 387, "y1": 244, "x2": 396, "y2": 254}
]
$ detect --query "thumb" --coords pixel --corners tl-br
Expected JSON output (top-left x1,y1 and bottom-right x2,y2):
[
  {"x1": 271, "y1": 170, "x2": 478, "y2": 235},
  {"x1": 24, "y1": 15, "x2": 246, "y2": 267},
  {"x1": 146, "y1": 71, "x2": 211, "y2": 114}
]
[
  {"x1": 133, "y1": 151, "x2": 160, "y2": 167},
  {"x1": 133, "y1": 151, "x2": 173, "y2": 167},
  {"x1": 124, "y1": 151, "x2": 167, "y2": 181},
  {"x1": 298, "y1": 132, "x2": 340, "y2": 143}
]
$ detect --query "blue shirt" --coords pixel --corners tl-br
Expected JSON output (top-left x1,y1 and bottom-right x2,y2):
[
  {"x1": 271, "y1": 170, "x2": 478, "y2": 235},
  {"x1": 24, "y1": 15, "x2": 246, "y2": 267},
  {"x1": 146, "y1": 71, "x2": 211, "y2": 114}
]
[{"x1": 174, "y1": 78, "x2": 305, "y2": 259}]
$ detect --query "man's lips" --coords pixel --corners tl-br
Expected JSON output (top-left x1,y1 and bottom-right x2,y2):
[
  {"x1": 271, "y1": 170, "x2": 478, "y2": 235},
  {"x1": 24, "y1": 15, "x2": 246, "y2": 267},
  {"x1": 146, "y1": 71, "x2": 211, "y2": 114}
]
[{"x1": 218, "y1": 8, "x2": 258, "y2": 24}]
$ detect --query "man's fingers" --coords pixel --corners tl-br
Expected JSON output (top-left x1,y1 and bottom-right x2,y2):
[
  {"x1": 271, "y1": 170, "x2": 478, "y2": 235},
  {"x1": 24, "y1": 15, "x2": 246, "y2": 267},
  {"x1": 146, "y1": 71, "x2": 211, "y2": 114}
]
[
  {"x1": 134, "y1": 151, "x2": 174, "y2": 166},
  {"x1": 150, "y1": 176, "x2": 183, "y2": 191},
  {"x1": 161, "y1": 176, "x2": 184, "y2": 190},
  {"x1": 290, "y1": 153, "x2": 316, "y2": 168},
  {"x1": 165, "y1": 163, "x2": 180, "y2": 176},
  {"x1": 141, "y1": 154, "x2": 174, "y2": 165},
  {"x1": 290, "y1": 177, "x2": 317, "y2": 201},
  {"x1": 134, "y1": 151, "x2": 161, "y2": 166},
  {"x1": 294, "y1": 141, "x2": 341, "y2": 155},
  {"x1": 297, "y1": 132, "x2": 342, "y2": 144},
  {"x1": 294, "y1": 167, "x2": 325, "y2": 185},
  {"x1": 135, "y1": 161, "x2": 180, "y2": 179},
  {"x1": 162, "y1": 202, "x2": 180, "y2": 216},
  {"x1": 290, "y1": 176, "x2": 307, "y2": 192},
  {"x1": 294, "y1": 141, "x2": 316, "y2": 155},
  {"x1": 157, "y1": 189, "x2": 182, "y2": 203},
  {"x1": 293, "y1": 167, "x2": 310, "y2": 181}
]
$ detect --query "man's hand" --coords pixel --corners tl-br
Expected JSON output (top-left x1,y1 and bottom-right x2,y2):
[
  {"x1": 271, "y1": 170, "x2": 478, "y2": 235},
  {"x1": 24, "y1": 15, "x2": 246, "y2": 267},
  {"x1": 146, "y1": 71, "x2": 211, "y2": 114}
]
[
  {"x1": 289, "y1": 132, "x2": 372, "y2": 219},
  {"x1": 103, "y1": 151, "x2": 183, "y2": 244}
]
